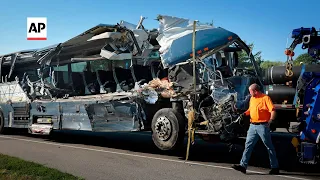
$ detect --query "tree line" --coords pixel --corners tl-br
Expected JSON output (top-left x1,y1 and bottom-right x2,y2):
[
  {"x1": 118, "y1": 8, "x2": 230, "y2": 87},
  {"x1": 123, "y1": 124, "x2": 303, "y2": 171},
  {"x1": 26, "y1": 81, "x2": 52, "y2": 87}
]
[{"x1": 237, "y1": 42, "x2": 316, "y2": 70}]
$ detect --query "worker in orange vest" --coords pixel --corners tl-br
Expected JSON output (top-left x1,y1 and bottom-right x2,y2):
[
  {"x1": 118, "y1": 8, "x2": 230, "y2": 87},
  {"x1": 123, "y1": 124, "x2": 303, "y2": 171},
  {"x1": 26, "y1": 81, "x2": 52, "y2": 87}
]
[{"x1": 232, "y1": 83, "x2": 279, "y2": 175}]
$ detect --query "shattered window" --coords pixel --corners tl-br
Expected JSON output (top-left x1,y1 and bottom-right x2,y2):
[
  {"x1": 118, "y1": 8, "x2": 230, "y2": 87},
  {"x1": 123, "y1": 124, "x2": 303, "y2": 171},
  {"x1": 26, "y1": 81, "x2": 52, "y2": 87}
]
[
  {"x1": 53, "y1": 64, "x2": 69, "y2": 86},
  {"x1": 71, "y1": 62, "x2": 87, "y2": 72},
  {"x1": 90, "y1": 59, "x2": 111, "y2": 72},
  {"x1": 53, "y1": 65, "x2": 68, "y2": 71},
  {"x1": 149, "y1": 51, "x2": 160, "y2": 59},
  {"x1": 236, "y1": 49, "x2": 258, "y2": 70},
  {"x1": 1, "y1": 65, "x2": 10, "y2": 78},
  {"x1": 42, "y1": 67, "x2": 51, "y2": 83},
  {"x1": 24, "y1": 69, "x2": 39, "y2": 81},
  {"x1": 9, "y1": 63, "x2": 40, "y2": 82},
  {"x1": 113, "y1": 59, "x2": 131, "y2": 69}
]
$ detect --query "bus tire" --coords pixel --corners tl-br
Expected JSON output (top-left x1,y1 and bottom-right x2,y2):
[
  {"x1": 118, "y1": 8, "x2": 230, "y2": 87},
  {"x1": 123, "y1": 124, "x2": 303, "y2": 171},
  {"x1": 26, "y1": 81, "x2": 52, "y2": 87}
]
[
  {"x1": 0, "y1": 111, "x2": 4, "y2": 134},
  {"x1": 151, "y1": 108, "x2": 185, "y2": 151}
]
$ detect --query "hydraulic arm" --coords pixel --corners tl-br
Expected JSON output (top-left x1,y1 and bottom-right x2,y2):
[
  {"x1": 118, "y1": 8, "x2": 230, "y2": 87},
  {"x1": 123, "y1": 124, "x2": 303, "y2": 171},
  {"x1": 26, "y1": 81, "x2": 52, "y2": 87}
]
[{"x1": 284, "y1": 27, "x2": 320, "y2": 77}]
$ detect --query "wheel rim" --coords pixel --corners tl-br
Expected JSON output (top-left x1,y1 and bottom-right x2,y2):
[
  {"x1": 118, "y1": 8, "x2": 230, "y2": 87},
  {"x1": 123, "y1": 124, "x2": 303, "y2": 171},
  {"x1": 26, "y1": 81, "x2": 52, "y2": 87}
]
[{"x1": 155, "y1": 116, "x2": 172, "y2": 141}]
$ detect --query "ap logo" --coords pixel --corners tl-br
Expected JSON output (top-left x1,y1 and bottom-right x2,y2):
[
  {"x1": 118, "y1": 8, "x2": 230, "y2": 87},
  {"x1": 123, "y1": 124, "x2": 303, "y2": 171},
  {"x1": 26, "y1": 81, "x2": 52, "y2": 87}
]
[{"x1": 27, "y1": 17, "x2": 47, "y2": 40}]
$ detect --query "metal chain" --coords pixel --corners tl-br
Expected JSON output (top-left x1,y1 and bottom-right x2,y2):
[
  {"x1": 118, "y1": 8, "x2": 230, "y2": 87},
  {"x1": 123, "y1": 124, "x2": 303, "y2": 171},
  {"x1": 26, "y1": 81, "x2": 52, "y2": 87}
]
[{"x1": 285, "y1": 49, "x2": 295, "y2": 77}]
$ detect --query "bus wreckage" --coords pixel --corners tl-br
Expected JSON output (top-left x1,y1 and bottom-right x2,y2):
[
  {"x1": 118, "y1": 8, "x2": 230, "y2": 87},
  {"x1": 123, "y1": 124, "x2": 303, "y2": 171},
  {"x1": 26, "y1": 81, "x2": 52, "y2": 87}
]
[{"x1": 0, "y1": 15, "x2": 263, "y2": 151}]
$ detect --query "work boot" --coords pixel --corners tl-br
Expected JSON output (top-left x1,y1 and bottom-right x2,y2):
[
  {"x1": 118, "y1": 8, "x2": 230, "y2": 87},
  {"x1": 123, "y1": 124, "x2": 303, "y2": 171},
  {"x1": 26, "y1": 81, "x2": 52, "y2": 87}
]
[
  {"x1": 231, "y1": 164, "x2": 246, "y2": 174},
  {"x1": 269, "y1": 168, "x2": 280, "y2": 175}
]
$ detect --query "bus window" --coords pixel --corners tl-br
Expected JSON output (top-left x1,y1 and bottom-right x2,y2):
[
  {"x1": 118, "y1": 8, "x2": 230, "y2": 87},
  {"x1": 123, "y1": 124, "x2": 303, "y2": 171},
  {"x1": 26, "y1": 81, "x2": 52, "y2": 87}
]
[
  {"x1": 53, "y1": 64, "x2": 70, "y2": 89},
  {"x1": 71, "y1": 62, "x2": 87, "y2": 72},
  {"x1": 90, "y1": 59, "x2": 111, "y2": 72},
  {"x1": 113, "y1": 59, "x2": 131, "y2": 69}
]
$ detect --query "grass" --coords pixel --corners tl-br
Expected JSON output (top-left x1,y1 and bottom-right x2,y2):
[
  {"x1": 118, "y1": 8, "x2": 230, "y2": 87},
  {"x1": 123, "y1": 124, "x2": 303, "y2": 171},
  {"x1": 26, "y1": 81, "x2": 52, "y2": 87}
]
[{"x1": 0, "y1": 153, "x2": 84, "y2": 180}]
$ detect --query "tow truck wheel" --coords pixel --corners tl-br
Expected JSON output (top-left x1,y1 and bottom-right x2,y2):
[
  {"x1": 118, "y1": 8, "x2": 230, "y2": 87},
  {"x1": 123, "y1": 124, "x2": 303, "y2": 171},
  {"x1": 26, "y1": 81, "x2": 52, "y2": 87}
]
[
  {"x1": 0, "y1": 111, "x2": 4, "y2": 134},
  {"x1": 151, "y1": 108, "x2": 185, "y2": 151}
]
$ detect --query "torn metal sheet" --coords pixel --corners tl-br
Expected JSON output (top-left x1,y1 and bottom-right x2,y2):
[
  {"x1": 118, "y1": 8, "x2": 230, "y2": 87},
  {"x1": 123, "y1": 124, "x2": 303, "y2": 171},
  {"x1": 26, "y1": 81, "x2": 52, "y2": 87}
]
[
  {"x1": 36, "y1": 44, "x2": 62, "y2": 66},
  {"x1": 61, "y1": 24, "x2": 117, "y2": 47},
  {"x1": 87, "y1": 32, "x2": 123, "y2": 42},
  {"x1": 199, "y1": 82, "x2": 240, "y2": 139},
  {"x1": 98, "y1": 30, "x2": 153, "y2": 61}
]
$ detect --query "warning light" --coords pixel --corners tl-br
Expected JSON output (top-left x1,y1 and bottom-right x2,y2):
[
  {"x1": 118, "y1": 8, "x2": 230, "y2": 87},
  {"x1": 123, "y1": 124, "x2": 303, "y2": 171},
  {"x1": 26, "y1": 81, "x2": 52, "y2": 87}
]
[
  {"x1": 285, "y1": 49, "x2": 292, "y2": 55},
  {"x1": 290, "y1": 51, "x2": 295, "y2": 57},
  {"x1": 311, "y1": 129, "x2": 317, "y2": 134},
  {"x1": 285, "y1": 49, "x2": 295, "y2": 56}
]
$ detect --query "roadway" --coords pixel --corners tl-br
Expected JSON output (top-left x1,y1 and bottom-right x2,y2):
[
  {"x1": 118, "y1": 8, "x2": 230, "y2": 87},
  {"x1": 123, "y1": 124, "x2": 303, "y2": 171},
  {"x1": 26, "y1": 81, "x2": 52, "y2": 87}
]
[{"x1": 0, "y1": 129, "x2": 319, "y2": 180}]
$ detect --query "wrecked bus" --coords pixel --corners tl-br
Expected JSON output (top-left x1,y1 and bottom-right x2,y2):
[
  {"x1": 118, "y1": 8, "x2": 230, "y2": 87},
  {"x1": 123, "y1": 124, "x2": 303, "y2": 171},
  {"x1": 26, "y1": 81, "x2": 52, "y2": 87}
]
[{"x1": 0, "y1": 15, "x2": 263, "y2": 151}]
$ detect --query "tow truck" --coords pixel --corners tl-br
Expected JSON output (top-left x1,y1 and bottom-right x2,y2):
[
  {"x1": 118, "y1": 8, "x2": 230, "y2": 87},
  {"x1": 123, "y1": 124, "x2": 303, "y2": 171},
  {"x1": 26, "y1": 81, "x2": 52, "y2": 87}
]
[{"x1": 282, "y1": 27, "x2": 320, "y2": 164}]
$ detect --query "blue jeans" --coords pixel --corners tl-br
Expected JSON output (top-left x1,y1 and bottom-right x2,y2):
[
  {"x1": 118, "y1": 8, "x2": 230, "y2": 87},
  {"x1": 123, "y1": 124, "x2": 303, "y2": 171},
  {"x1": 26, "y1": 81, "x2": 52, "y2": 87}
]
[{"x1": 240, "y1": 123, "x2": 279, "y2": 169}]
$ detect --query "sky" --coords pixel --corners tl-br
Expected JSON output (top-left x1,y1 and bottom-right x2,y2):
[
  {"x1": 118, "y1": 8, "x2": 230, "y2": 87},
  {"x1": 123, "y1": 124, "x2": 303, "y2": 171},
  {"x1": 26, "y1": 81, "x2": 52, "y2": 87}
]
[{"x1": 0, "y1": 0, "x2": 319, "y2": 62}]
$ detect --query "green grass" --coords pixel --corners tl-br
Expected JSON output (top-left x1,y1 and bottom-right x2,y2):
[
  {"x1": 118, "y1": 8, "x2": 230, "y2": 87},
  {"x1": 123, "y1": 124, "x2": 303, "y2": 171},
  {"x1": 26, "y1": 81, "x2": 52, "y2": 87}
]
[{"x1": 0, "y1": 153, "x2": 84, "y2": 180}]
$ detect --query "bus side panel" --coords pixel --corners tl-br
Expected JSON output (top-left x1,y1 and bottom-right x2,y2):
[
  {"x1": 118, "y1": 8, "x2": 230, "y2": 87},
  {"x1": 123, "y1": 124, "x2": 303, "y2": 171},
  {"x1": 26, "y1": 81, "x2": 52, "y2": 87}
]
[
  {"x1": 86, "y1": 100, "x2": 140, "y2": 132},
  {"x1": 59, "y1": 101, "x2": 93, "y2": 131},
  {"x1": 0, "y1": 103, "x2": 14, "y2": 128},
  {"x1": 29, "y1": 101, "x2": 61, "y2": 130}
]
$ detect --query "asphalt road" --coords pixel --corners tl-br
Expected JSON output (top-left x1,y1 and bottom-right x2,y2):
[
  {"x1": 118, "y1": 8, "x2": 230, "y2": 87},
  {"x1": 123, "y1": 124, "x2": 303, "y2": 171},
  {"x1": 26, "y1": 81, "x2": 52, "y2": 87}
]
[{"x1": 0, "y1": 130, "x2": 319, "y2": 180}]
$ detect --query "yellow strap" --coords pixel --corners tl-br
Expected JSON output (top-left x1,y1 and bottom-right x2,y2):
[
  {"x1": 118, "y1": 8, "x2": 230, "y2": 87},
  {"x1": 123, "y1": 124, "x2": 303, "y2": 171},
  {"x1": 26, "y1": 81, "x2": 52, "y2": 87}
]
[
  {"x1": 185, "y1": 129, "x2": 192, "y2": 161},
  {"x1": 191, "y1": 128, "x2": 195, "y2": 144},
  {"x1": 185, "y1": 109, "x2": 195, "y2": 161}
]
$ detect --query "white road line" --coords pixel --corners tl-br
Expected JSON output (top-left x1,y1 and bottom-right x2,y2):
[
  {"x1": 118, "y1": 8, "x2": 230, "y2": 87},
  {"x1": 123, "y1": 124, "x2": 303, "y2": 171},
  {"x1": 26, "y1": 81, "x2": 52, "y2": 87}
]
[{"x1": 0, "y1": 135, "x2": 312, "y2": 180}]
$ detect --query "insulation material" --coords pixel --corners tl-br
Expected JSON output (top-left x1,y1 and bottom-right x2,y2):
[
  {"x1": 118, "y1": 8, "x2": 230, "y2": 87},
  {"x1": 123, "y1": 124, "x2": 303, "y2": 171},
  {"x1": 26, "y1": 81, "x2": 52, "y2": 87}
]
[{"x1": 137, "y1": 78, "x2": 177, "y2": 104}]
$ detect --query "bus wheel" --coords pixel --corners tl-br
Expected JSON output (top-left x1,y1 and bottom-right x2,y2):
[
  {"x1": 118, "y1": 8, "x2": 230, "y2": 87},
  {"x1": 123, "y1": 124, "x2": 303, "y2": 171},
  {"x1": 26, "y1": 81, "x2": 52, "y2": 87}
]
[
  {"x1": 151, "y1": 108, "x2": 185, "y2": 151},
  {"x1": 0, "y1": 111, "x2": 4, "y2": 134}
]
